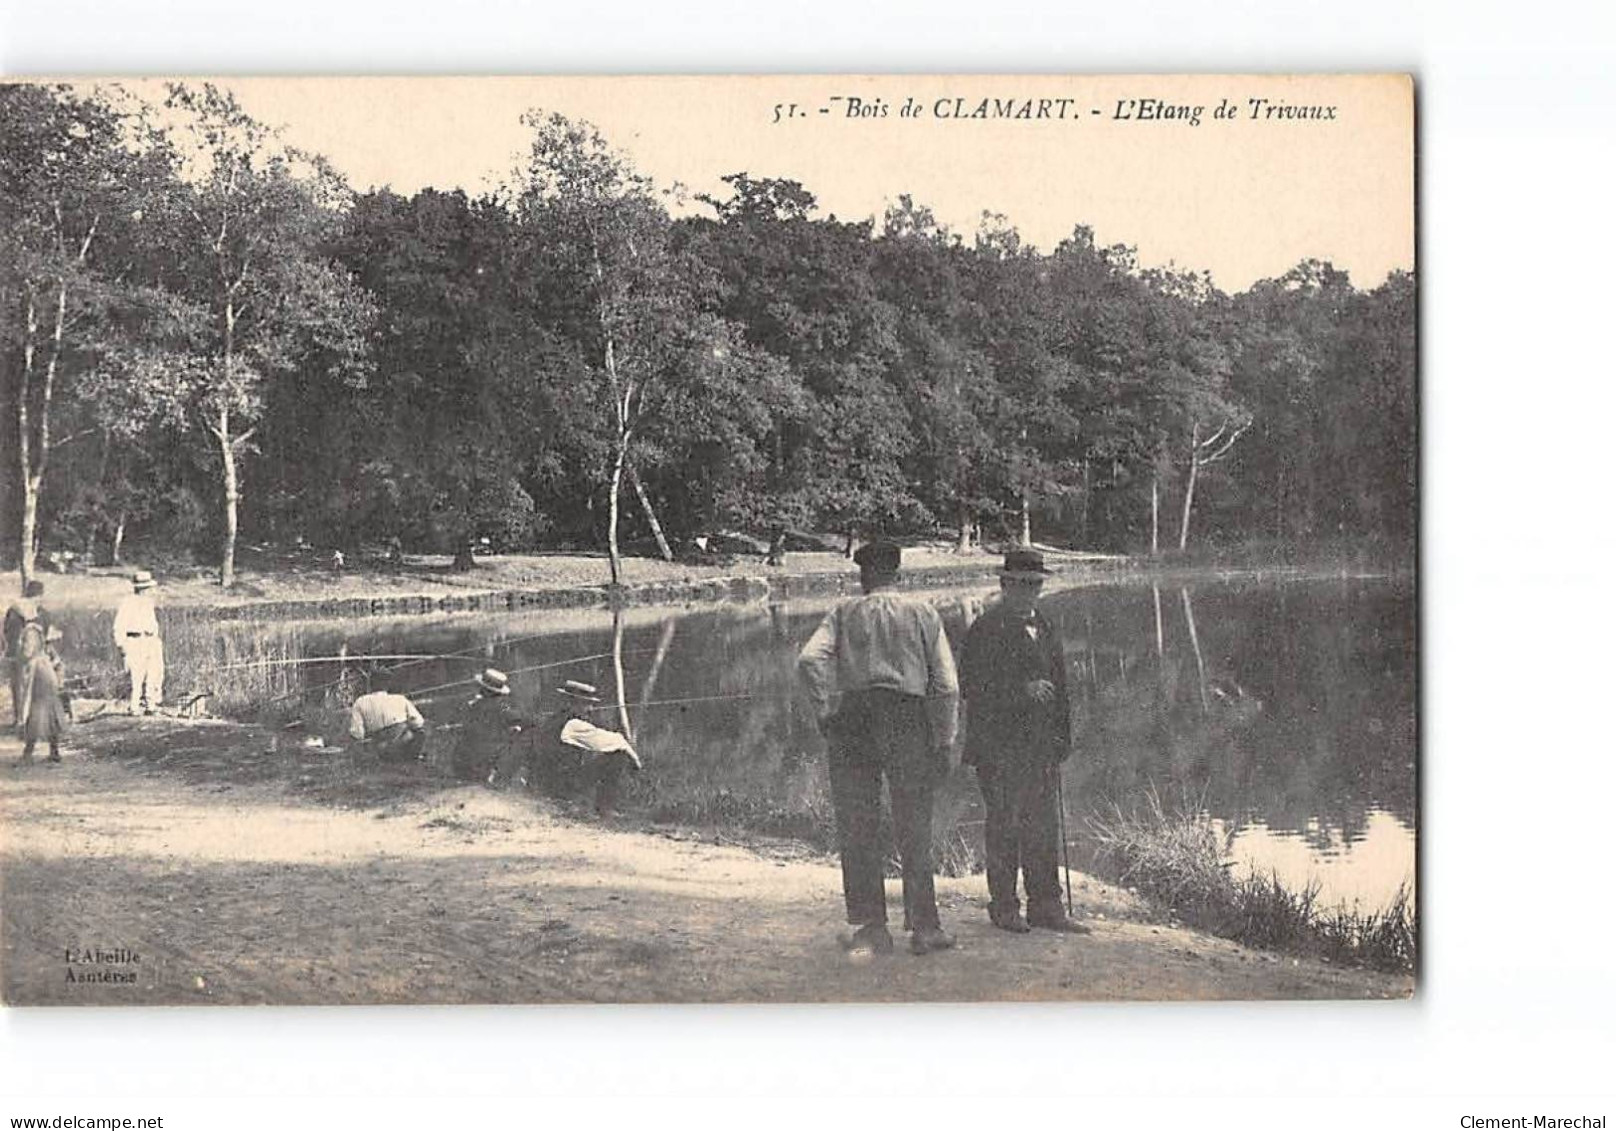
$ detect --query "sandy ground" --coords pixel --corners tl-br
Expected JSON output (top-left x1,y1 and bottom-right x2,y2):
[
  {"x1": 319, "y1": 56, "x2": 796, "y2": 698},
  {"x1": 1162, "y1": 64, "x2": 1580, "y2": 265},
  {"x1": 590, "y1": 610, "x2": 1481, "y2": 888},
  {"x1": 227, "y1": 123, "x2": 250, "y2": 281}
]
[{"x1": 0, "y1": 718, "x2": 1412, "y2": 1006}]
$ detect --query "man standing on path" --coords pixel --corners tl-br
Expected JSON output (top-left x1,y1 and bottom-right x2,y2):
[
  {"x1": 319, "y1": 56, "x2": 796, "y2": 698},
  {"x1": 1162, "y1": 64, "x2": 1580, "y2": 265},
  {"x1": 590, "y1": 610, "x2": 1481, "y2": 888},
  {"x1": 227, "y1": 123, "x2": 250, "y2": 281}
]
[
  {"x1": 797, "y1": 539, "x2": 960, "y2": 957},
  {"x1": 960, "y1": 548, "x2": 1091, "y2": 935},
  {"x1": 112, "y1": 571, "x2": 163, "y2": 716}
]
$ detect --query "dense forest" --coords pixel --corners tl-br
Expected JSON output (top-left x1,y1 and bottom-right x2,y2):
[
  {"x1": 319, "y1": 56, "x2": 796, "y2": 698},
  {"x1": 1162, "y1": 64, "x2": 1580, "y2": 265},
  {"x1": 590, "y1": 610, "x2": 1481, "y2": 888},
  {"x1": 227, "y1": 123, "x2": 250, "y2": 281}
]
[{"x1": 2, "y1": 82, "x2": 1416, "y2": 588}]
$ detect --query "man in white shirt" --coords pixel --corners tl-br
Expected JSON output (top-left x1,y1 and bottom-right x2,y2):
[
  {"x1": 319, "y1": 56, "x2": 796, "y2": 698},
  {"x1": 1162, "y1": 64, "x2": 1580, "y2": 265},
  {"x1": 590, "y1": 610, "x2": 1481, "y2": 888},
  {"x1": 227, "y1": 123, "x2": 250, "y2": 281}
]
[
  {"x1": 112, "y1": 571, "x2": 163, "y2": 715},
  {"x1": 348, "y1": 679, "x2": 428, "y2": 762},
  {"x1": 797, "y1": 539, "x2": 960, "y2": 957},
  {"x1": 533, "y1": 680, "x2": 641, "y2": 817}
]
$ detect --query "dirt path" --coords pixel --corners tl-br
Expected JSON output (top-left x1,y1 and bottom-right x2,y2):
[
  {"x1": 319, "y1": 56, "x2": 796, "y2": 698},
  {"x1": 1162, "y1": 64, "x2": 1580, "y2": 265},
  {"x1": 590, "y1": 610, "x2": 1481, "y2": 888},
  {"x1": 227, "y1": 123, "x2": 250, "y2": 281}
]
[{"x1": 0, "y1": 727, "x2": 1411, "y2": 1005}]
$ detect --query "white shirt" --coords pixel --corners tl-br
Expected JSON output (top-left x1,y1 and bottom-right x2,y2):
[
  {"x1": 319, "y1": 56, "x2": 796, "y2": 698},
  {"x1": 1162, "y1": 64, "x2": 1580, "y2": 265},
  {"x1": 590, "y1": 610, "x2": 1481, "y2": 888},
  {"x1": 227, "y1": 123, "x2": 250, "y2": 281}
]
[
  {"x1": 113, "y1": 594, "x2": 160, "y2": 641},
  {"x1": 559, "y1": 718, "x2": 642, "y2": 768},
  {"x1": 349, "y1": 692, "x2": 426, "y2": 741},
  {"x1": 797, "y1": 588, "x2": 960, "y2": 749}
]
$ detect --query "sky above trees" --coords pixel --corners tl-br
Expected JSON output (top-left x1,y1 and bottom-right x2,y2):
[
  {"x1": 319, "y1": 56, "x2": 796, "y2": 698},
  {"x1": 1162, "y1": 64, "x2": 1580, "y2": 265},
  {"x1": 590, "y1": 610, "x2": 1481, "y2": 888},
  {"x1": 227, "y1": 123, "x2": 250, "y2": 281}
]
[{"x1": 113, "y1": 75, "x2": 1414, "y2": 294}]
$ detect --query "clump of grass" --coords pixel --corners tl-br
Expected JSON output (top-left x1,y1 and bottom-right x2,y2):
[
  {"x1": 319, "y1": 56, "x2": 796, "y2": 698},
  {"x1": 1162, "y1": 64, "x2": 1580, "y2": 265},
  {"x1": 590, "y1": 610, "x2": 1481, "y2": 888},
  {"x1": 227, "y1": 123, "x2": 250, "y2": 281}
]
[
  {"x1": 640, "y1": 782, "x2": 838, "y2": 848},
  {"x1": 1087, "y1": 786, "x2": 1416, "y2": 974}
]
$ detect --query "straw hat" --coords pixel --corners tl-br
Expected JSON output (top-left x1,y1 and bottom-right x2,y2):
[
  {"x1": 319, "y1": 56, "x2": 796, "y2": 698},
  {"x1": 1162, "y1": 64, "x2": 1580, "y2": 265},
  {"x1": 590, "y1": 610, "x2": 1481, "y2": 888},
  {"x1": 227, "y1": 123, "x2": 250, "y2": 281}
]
[
  {"x1": 131, "y1": 570, "x2": 156, "y2": 590},
  {"x1": 475, "y1": 668, "x2": 512, "y2": 696},
  {"x1": 556, "y1": 679, "x2": 602, "y2": 702}
]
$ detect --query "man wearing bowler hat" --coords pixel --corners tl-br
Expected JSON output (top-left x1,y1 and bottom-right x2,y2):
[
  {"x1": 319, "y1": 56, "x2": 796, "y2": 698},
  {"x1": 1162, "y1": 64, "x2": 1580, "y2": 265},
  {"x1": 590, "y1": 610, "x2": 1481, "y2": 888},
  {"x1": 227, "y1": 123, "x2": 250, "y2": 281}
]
[
  {"x1": 797, "y1": 539, "x2": 960, "y2": 956},
  {"x1": 960, "y1": 548, "x2": 1090, "y2": 934}
]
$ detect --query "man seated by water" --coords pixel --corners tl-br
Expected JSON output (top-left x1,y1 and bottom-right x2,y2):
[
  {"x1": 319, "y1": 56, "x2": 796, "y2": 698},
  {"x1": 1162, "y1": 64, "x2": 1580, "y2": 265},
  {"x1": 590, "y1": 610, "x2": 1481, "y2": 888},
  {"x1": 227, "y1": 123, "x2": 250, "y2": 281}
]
[
  {"x1": 532, "y1": 680, "x2": 641, "y2": 817},
  {"x1": 455, "y1": 668, "x2": 528, "y2": 786},
  {"x1": 347, "y1": 676, "x2": 428, "y2": 763}
]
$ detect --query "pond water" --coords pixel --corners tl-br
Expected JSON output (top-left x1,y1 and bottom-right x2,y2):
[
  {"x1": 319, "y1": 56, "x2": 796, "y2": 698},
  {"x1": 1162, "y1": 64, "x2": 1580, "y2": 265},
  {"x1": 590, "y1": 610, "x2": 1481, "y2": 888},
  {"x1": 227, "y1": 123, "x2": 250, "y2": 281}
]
[{"x1": 52, "y1": 573, "x2": 1417, "y2": 912}]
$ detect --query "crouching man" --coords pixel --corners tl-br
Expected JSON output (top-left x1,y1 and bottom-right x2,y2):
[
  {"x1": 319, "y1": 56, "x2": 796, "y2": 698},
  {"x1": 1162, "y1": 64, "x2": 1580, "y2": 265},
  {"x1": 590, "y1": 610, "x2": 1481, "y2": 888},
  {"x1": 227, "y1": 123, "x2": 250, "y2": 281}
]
[
  {"x1": 533, "y1": 680, "x2": 641, "y2": 817},
  {"x1": 348, "y1": 677, "x2": 429, "y2": 763}
]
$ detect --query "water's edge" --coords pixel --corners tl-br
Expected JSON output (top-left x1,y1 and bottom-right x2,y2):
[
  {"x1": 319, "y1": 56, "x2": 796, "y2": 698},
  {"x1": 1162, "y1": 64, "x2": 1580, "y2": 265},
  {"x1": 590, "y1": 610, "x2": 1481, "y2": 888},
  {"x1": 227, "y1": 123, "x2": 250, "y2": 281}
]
[{"x1": 185, "y1": 559, "x2": 1400, "y2": 623}]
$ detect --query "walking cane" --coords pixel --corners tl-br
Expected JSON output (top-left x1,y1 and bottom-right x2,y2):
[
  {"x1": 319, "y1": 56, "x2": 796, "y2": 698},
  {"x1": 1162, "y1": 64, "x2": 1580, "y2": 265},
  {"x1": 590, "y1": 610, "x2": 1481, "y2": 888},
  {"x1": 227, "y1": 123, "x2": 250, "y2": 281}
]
[{"x1": 1055, "y1": 770, "x2": 1074, "y2": 918}]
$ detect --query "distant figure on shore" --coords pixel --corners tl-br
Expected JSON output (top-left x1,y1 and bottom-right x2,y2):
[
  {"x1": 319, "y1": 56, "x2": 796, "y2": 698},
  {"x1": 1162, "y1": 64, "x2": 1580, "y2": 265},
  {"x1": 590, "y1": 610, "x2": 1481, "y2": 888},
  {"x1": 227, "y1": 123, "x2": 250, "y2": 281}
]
[
  {"x1": 4, "y1": 580, "x2": 48, "y2": 726},
  {"x1": 533, "y1": 680, "x2": 640, "y2": 817},
  {"x1": 18, "y1": 624, "x2": 69, "y2": 764},
  {"x1": 348, "y1": 677, "x2": 428, "y2": 763},
  {"x1": 331, "y1": 549, "x2": 345, "y2": 572},
  {"x1": 960, "y1": 548, "x2": 1090, "y2": 935},
  {"x1": 113, "y1": 571, "x2": 163, "y2": 716},
  {"x1": 797, "y1": 538, "x2": 960, "y2": 957}
]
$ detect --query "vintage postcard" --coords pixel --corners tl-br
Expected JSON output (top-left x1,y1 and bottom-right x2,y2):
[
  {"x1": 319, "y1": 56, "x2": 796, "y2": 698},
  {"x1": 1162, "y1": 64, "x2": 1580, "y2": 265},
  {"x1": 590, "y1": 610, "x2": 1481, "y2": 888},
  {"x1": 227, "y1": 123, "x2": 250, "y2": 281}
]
[{"x1": 0, "y1": 74, "x2": 1415, "y2": 1005}]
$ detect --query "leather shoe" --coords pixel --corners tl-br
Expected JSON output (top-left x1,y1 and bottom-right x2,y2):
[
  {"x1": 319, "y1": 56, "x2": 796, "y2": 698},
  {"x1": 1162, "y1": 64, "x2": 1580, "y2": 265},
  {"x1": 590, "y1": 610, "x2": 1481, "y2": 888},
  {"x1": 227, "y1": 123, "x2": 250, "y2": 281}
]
[
  {"x1": 991, "y1": 911, "x2": 1031, "y2": 934},
  {"x1": 842, "y1": 923, "x2": 894, "y2": 955},
  {"x1": 910, "y1": 926, "x2": 956, "y2": 955},
  {"x1": 1028, "y1": 913, "x2": 1093, "y2": 934}
]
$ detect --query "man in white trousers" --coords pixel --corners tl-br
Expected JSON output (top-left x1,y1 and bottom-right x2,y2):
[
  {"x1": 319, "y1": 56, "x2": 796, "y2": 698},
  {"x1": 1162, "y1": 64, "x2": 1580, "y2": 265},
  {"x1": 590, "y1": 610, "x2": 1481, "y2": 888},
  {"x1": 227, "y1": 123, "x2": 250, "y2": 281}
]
[{"x1": 113, "y1": 570, "x2": 164, "y2": 715}]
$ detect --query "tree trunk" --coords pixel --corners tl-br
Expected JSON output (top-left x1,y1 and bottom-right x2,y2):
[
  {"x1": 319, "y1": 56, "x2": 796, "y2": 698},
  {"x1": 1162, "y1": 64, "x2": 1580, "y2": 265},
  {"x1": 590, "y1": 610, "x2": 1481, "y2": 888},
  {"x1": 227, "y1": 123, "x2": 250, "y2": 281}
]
[
  {"x1": 452, "y1": 537, "x2": 475, "y2": 571},
  {"x1": 844, "y1": 531, "x2": 855, "y2": 559},
  {"x1": 607, "y1": 442, "x2": 626, "y2": 586},
  {"x1": 628, "y1": 463, "x2": 673, "y2": 562},
  {"x1": 112, "y1": 510, "x2": 126, "y2": 565},
  {"x1": 1019, "y1": 495, "x2": 1031, "y2": 547},
  {"x1": 1178, "y1": 423, "x2": 1201, "y2": 552},
  {"x1": 1150, "y1": 474, "x2": 1160, "y2": 556},
  {"x1": 15, "y1": 291, "x2": 39, "y2": 588},
  {"x1": 1078, "y1": 460, "x2": 1090, "y2": 548},
  {"x1": 218, "y1": 408, "x2": 239, "y2": 589}
]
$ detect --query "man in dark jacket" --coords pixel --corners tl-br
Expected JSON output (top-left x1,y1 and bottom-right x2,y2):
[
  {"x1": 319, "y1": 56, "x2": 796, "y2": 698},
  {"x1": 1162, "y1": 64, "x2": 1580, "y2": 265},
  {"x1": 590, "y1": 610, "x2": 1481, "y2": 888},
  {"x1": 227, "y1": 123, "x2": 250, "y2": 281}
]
[{"x1": 960, "y1": 549, "x2": 1090, "y2": 934}]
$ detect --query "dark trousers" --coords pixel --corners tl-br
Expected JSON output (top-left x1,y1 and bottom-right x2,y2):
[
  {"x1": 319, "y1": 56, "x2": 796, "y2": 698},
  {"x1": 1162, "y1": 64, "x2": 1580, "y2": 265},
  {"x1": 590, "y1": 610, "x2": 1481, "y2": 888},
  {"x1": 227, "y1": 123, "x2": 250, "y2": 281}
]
[
  {"x1": 976, "y1": 760, "x2": 1062, "y2": 919},
  {"x1": 826, "y1": 689, "x2": 940, "y2": 931},
  {"x1": 371, "y1": 722, "x2": 427, "y2": 763}
]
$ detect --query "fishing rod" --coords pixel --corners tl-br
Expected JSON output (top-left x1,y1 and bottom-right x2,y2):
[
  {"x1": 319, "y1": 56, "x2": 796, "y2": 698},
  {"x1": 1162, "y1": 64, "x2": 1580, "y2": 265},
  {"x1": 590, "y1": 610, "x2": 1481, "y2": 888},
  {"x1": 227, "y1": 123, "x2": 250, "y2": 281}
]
[{"x1": 212, "y1": 653, "x2": 491, "y2": 672}]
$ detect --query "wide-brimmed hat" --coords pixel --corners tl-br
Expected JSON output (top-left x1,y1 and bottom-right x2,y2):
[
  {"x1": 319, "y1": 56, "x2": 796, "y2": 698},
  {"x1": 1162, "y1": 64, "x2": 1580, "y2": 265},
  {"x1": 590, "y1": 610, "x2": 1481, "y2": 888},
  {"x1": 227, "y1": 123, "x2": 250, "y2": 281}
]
[
  {"x1": 475, "y1": 668, "x2": 512, "y2": 696},
  {"x1": 852, "y1": 539, "x2": 902, "y2": 574},
  {"x1": 132, "y1": 569, "x2": 156, "y2": 590},
  {"x1": 556, "y1": 679, "x2": 602, "y2": 702},
  {"x1": 1000, "y1": 548, "x2": 1053, "y2": 580}
]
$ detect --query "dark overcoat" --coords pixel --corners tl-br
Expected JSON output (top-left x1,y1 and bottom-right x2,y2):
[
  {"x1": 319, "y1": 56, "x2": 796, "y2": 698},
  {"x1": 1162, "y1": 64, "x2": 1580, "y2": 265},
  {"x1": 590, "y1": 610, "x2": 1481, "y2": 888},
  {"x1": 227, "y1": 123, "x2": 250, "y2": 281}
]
[{"x1": 958, "y1": 603, "x2": 1071, "y2": 768}]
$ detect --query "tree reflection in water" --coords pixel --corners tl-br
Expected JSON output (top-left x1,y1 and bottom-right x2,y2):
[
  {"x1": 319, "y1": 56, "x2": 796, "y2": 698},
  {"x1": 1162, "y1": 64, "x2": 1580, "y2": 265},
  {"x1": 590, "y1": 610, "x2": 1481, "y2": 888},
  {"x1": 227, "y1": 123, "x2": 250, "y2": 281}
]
[{"x1": 44, "y1": 576, "x2": 1416, "y2": 907}]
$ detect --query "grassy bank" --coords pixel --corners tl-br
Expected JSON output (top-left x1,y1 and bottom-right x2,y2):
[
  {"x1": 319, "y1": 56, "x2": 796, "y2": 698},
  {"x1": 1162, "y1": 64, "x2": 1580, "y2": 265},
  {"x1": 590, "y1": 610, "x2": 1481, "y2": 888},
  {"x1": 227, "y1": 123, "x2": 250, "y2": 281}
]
[{"x1": 1087, "y1": 787, "x2": 1417, "y2": 974}]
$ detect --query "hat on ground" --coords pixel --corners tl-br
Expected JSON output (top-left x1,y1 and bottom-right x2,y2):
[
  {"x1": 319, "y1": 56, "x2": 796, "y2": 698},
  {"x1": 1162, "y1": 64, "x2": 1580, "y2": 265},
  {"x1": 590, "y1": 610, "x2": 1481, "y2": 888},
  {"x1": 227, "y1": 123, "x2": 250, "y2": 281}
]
[
  {"x1": 852, "y1": 539, "x2": 902, "y2": 574},
  {"x1": 556, "y1": 679, "x2": 602, "y2": 702},
  {"x1": 475, "y1": 668, "x2": 512, "y2": 696},
  {"x1": 1000, "y1": 548, "x2": 1053, "y2": 580},
  {"x1": 132, "y1": 570, "x2": 155, "y2": 590}
]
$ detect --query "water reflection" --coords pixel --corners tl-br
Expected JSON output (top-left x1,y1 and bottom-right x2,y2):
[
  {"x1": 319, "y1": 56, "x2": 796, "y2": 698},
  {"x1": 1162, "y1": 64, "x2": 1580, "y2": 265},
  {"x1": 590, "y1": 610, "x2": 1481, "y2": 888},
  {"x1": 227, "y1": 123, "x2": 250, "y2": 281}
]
[{"x1": 50, "y1": 575, "x2": 1416, "y2": 910}]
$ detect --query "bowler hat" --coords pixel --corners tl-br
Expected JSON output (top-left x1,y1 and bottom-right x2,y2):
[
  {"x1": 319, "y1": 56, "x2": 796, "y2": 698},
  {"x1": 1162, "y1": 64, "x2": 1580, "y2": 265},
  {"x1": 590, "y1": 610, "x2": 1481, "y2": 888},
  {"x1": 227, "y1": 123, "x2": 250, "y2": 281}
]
[
  {"x1": 1000, "y1": 548, "x2": 1053, "y2": 579},
  {"x1": 852, "y1": 539, "x2": 902, "y2": 574},
  {"x1": 475, "y1": 668, "x2": 512, "y2": 696},
  {"x1": 556, "y1": 679, "x2": 602, "y2": 702}
]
